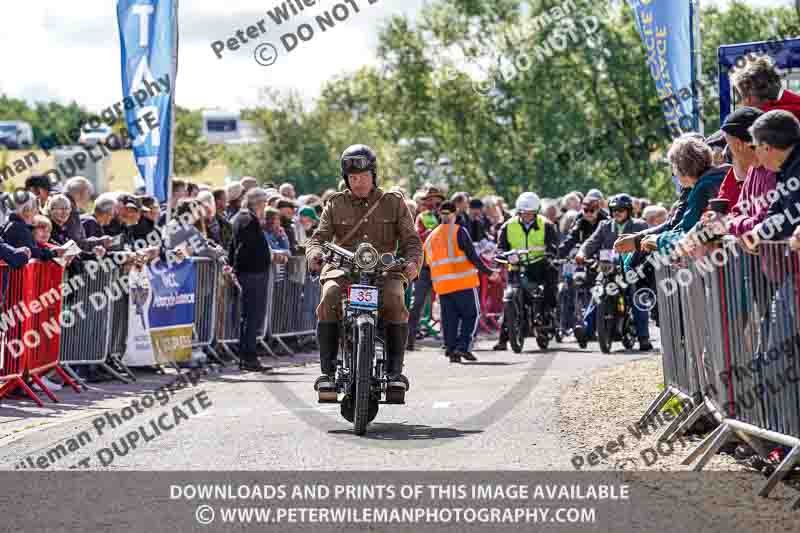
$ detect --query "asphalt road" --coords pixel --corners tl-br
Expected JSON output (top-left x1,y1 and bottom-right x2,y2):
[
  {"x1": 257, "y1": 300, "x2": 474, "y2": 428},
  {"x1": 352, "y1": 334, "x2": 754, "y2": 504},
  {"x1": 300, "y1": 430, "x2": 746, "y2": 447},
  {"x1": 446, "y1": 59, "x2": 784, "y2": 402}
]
[{"x1": 0, "y1": 336, "x2": 657, "y2": 471}]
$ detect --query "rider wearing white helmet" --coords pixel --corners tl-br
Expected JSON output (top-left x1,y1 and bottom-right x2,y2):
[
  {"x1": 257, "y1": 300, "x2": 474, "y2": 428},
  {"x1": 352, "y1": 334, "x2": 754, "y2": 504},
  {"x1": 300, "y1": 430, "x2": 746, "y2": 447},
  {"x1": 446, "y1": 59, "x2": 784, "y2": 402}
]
[{"x1": 493, "y1": 192, "x2": 560, "y2": 351}]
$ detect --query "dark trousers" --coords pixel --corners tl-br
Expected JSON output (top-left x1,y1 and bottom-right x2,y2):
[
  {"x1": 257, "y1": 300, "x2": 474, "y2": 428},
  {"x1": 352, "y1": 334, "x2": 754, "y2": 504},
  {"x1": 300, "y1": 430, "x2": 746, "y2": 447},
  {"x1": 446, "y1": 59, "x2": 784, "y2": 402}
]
[
  {"x1": 408, "y1": 265, "x2": 433, "y2": 340},
  {"x1": 239, "y1": 271, "x2": 269, "y2": 356},
  {"x1": 440, "y1": 287, "x2": 480, "y2": 353}
]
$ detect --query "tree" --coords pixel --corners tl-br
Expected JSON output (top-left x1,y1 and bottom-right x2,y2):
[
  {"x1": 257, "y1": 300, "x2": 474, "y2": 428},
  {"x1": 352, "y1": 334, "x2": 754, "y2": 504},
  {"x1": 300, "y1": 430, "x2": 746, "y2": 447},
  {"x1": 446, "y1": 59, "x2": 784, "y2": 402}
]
[{"x1": 173, "y1": 106, "x2": 213, "y2": 176}]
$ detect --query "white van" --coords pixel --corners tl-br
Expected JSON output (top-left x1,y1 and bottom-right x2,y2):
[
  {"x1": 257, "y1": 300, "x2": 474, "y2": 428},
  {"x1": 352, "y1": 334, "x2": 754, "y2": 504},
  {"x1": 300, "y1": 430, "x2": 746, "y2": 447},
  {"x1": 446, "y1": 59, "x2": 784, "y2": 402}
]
[{"x1": 0, "y1": 121, "x2": 33, "y2": 149}]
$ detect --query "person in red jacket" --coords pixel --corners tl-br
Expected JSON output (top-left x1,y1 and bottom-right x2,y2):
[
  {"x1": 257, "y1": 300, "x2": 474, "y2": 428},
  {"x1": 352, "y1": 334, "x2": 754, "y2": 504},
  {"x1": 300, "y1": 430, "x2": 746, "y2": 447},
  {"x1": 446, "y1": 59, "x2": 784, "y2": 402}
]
[{"x1": 731, "y1": 55, "x2": 800, "y2": 121}]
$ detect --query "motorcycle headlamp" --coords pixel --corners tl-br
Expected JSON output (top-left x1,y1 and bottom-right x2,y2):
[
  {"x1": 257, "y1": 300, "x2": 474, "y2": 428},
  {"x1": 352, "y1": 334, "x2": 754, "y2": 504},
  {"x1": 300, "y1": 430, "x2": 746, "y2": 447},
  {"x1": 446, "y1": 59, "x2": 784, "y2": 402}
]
[{"x1": 354, "y1": 243, "x2": 379, "y2": 270}]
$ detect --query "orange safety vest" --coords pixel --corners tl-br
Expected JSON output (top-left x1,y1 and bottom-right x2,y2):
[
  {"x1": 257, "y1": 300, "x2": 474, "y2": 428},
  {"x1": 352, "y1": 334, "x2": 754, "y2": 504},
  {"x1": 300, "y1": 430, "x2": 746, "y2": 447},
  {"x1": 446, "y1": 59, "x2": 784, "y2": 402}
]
[{"x1": 424, "y1": 222, "x2": 480, "y2": 295}]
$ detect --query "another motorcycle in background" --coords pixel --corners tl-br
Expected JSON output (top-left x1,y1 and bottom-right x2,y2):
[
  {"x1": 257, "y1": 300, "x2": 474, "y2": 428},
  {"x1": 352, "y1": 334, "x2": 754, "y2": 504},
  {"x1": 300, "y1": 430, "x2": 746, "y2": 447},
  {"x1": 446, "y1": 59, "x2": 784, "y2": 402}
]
[
  {"x1": 495, "y1": 249, "x2": 557, "y2": 353},
  {"x1": 592, "y1": 250, "x2": 637, "y2": 354}
]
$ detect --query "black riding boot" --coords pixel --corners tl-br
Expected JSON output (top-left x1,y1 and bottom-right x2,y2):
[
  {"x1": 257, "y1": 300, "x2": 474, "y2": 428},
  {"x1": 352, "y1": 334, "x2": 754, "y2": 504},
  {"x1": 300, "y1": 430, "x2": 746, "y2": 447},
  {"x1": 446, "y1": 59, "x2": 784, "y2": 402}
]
[
  {"x1": 493, "y1": 323, "x2": 509, "y2": 350},
  {"x1": 314, "y1": 321, "x2": 339, "y2": 400},
  {"x1": 385, "y1": 322, "x2": 410, "y2": 392}
]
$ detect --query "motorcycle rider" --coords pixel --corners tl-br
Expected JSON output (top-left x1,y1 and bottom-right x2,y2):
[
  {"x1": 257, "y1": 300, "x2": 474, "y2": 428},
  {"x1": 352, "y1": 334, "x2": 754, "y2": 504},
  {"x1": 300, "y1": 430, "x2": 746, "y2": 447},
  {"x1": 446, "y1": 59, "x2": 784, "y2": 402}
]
[
  {"x1": 558, "y1": 189, "x2": 608, "y2": 258},
  {"x1": 575, "y1": 194, "x2": 652, "y2": 350},
  {"x1": 492, "y1": 192, "x2": 559, "y2": 351},
  {"x1": 306, "y1": 145, "x2": 423, "y2": 400},
  {"x1": 556, "y1": 190, "x2": 608, "y2": 338}
]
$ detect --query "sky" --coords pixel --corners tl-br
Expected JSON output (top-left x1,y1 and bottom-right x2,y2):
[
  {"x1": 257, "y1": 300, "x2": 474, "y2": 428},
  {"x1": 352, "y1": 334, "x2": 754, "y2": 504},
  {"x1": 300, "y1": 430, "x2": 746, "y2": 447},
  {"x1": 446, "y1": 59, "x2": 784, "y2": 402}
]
[{"x1": 0, "y1": 0, "x2": 793, "y2": 113}]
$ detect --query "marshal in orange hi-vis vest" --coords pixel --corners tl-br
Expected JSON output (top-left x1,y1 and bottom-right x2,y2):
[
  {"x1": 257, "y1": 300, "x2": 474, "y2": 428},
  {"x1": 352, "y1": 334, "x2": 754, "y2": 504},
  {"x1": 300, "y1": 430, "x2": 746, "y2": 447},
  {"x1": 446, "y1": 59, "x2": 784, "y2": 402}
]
[{"x1": 424, "y1": 222, "x2": 480, "y2": 295}]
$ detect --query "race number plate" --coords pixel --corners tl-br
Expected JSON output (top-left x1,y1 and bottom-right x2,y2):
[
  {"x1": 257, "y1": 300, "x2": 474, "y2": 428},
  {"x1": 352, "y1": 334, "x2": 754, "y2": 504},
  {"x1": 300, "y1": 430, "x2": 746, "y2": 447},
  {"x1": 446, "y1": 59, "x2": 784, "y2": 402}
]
[
  {"x1": 349, "y1": 285, "x2": 379, "y2": 310},
  {"x1": 600, "y1": 249, "x2": 618, "y2": 262}
]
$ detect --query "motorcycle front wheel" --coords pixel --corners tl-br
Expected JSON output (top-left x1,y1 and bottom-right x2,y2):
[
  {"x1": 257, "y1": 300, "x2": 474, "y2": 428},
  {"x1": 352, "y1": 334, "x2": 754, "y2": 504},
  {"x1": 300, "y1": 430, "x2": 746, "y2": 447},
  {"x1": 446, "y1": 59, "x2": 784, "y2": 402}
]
[
  {"x1": 505, "y1": 299, "x2": 525, "y2": 354},
  {"x1": 353, "y1": 319, "x2": 375, "y2": 436},
  {"x1": 622, "y1": 308, "x2": 637, "y2": 350},
  {"x1": 597, "y1": 298, "x2": 615, "y2": 354}
]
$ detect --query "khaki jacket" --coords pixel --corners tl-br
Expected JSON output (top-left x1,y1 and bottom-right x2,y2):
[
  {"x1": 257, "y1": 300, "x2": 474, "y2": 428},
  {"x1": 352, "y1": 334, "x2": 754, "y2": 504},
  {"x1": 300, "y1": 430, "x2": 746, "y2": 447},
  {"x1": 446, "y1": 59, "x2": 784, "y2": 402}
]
[{"x1": 307, "y1": 187, "x2": 422, "y2": 281}]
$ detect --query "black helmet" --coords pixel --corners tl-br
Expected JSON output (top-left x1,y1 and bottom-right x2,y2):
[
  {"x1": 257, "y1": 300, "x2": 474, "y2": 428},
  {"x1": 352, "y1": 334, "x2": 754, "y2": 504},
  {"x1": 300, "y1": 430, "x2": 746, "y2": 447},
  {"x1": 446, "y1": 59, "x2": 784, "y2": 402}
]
[
  {"x1": 609, "y1": 193, "x2": 634, "y2": 212},
  {"x1": 340, "y1": 144, "x2": 377, "y2": 189}
]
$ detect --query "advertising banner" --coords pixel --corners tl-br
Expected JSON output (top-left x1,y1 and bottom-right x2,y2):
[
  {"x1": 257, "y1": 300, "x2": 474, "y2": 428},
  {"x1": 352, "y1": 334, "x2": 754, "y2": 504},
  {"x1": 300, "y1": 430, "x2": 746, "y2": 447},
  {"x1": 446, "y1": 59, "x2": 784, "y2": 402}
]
[{"x1": 123, "y1": 259, "x2": 196, "y2": 367}]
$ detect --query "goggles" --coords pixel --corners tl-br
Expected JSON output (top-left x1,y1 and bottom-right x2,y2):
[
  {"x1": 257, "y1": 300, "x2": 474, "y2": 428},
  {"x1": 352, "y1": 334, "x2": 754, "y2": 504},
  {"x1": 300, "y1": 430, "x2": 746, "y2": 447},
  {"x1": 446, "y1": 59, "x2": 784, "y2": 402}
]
[{"x1": 342, "y1": 156, "x2": 372, "y2": 174}]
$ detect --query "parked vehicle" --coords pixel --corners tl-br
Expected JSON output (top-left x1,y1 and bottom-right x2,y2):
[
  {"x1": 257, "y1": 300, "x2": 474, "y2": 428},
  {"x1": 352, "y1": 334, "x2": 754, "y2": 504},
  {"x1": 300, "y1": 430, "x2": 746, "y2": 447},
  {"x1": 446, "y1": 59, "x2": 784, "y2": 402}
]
[
  {"x1": 0, "y1": 121, "x2": 33, "y2": 149},
  {"x1": 79, "y1": 124, "x2": 114, "y2": 148}
]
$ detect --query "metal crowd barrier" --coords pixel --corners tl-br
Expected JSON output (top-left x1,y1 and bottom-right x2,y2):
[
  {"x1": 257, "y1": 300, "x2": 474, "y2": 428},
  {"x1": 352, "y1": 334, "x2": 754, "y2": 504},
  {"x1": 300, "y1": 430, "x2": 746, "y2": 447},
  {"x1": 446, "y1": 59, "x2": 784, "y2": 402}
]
[
  {"x1": 58, "y1": 265, "x2": 119, "y2": 386},
  {"x1": 267, "y1": 257, "x2": 319, "y2": 354},
  {"x1": 215, "y1": 257, "x2": 321, "y2": 358},
  {"x1": 640, "y1": 239, "x2": 800, "y2": 504},
  {"x1": 649, "y1": 261, "x2": 699, "y2": 403},
  {"x1": 215, "y1": 273, "x2": 243, "y2": 360},
  {"x1": 192, "y1": 257, "x2": 223, "y2": 364}
]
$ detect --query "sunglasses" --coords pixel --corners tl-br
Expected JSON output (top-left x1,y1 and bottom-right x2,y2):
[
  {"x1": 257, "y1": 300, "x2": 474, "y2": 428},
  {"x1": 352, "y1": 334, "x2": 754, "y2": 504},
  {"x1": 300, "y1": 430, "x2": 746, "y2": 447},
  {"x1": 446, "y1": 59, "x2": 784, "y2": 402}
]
[{"x1": 582, "y1": 206, "x2": 598, "y2": 213}]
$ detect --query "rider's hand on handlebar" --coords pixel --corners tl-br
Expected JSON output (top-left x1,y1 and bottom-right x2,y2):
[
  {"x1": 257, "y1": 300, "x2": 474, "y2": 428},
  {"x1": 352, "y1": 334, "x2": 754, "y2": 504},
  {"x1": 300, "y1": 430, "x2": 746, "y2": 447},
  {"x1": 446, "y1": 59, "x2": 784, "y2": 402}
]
[
  {"x1": 641, "y1": 235, "x2": 659, "y2": 252},
  {"x1": 575, "y1": 254, "x2": 585, "y2": 265},
  {"x1": 402, "y1": 261, "x2": 419, "y2": 281},
  {"x1": 308, "y1": 252, "x2": 323, "y2": 272},
  {"x1": 614, "y1": 234, "x2": 636, "y2": 254}
]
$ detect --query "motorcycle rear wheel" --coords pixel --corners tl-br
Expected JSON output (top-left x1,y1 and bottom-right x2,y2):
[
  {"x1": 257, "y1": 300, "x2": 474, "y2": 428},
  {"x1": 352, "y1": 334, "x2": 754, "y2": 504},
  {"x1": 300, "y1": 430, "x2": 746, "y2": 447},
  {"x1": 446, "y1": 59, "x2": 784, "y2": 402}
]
[{"x1": 353, "y1": 320, "x2": 375, "y2": 436}]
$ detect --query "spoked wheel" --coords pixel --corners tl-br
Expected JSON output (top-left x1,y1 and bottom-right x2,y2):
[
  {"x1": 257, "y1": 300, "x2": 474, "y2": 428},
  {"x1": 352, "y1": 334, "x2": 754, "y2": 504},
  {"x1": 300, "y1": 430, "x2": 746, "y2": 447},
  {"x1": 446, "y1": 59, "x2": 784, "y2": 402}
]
[
  {"x1": 353, "y1": 319, "x2": 376, "y2": 436},
  {"x1": 597, "y1": 298, "x2": 614, "y2": 354},
  {"x1": 506, "y1": 300, "x2": 525, "y2": 354},
  {"x1": 622, "y1": 309, "x2": 637, "y2": 350}
]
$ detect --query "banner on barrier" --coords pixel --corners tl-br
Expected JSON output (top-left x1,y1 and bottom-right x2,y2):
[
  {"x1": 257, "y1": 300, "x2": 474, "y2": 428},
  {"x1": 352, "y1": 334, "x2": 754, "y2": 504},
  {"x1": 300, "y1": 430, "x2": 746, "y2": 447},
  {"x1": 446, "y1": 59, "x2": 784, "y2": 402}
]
[{"x1": 124, "y1": 260, "x2": 196, "y2": 366}]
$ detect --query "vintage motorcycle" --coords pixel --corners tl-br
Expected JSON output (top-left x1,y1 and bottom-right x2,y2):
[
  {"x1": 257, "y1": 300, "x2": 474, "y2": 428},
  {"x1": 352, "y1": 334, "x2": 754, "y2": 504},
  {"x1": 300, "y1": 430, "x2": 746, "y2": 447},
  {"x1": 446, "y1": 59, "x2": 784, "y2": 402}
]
[
  {"x1": 557, "y1": 255, "x2": 595, "y2": 345},
  {"x1": 316, "y1": 241, "x2": 408, "y2": 436},
  {"x1": 592, "y1": 250, "x2": 637, "y2": 354},
  {"x1": 495, "y1": 249, "x2": 557, "y2": 353},
  {"x1": 570, "y1": 259, "x2": 598, "y2": 349}
]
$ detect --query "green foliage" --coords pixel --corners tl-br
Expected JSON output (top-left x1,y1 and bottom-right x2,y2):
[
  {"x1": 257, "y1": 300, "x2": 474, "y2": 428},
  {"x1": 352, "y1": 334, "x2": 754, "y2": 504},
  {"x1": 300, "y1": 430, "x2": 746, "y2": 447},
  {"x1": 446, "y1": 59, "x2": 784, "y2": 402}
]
[
  {"x1": 226, "y1": 89, "x2": 340, "y2": 191},
  {"x1": 173, "y1": 106, "x2": 213, "y2": 176}
]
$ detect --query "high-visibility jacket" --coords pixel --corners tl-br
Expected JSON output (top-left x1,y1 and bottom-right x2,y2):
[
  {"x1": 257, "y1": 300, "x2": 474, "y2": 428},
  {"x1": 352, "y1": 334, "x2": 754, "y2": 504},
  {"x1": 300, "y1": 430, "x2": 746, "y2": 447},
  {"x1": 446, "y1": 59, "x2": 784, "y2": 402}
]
[
  {"x1": 424, "y1": 222, "x2": 480, "y2": 295},
  {"x1": 504, "y1": 215, "x2": 547, "y2": 261},
  {"x1": 421, "y1": 211, "x2": 438, "y2": 230}
]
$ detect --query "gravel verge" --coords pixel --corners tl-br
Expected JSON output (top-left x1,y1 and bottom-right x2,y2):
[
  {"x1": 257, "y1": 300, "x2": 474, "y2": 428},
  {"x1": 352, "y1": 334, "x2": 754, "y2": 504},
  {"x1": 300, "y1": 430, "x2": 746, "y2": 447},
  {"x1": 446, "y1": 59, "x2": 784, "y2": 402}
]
[{"x1": 559, "y1": 355, "x2": 800, "y2": 530}]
